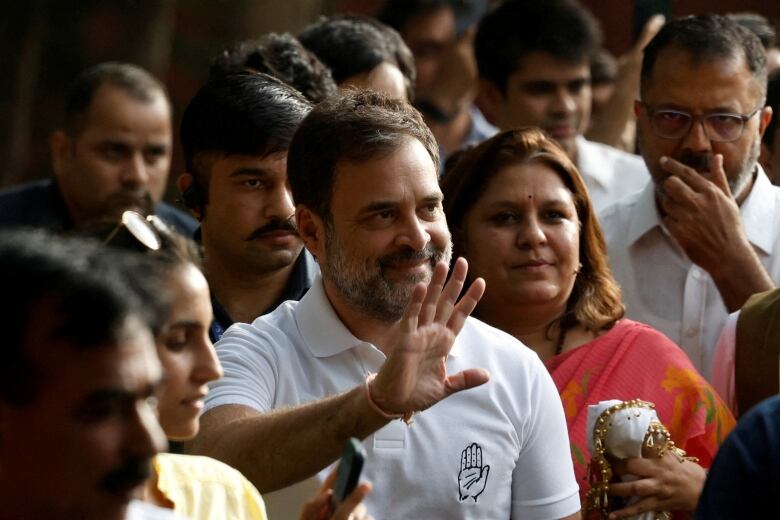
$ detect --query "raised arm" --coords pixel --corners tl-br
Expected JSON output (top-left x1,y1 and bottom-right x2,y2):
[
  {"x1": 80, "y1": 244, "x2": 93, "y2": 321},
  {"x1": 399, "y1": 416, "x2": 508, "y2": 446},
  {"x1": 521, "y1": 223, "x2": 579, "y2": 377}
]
[{"x1": 185, "y1": 259, "x2": 489, "y2": 492}]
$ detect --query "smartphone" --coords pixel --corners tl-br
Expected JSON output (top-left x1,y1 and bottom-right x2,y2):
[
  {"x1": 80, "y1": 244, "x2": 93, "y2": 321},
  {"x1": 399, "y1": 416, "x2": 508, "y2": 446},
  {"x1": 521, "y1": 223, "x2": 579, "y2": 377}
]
[{"x1": 332, "y1": 437, "x2": 366, "y2": 506}]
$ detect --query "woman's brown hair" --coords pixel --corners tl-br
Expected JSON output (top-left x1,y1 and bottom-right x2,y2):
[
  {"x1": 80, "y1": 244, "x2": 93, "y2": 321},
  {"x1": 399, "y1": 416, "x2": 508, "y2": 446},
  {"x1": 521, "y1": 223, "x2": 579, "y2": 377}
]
[{"x1": 441, "y1": 127, "x2": 624, "y2": 333}]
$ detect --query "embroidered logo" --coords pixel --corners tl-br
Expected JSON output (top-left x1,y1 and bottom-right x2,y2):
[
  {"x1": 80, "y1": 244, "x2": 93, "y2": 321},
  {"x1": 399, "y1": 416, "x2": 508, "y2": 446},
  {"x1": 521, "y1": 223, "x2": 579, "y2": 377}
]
[{"x1": 458, "y1": 443, "x2": 490, "y2": 502}]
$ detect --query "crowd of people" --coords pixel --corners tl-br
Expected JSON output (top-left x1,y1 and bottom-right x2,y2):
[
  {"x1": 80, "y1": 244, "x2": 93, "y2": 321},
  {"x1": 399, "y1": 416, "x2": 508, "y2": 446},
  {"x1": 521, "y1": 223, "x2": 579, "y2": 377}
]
[{"x1": 1, "y1": 1, "x2": 779, "y2": 519}]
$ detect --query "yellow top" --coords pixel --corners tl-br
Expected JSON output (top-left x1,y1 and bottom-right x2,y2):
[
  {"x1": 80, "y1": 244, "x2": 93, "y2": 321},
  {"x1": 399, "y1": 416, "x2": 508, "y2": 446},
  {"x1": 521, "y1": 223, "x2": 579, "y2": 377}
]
[{"x1": 153, "y1": 453, "x2": 268, "y2": 520}]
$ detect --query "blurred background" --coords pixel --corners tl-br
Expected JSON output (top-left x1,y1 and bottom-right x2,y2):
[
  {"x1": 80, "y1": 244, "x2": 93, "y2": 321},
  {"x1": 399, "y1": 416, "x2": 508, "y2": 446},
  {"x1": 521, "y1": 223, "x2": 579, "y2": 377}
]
[{"x1": 2, "y1": 0, "x2": 778, "y2": 192}]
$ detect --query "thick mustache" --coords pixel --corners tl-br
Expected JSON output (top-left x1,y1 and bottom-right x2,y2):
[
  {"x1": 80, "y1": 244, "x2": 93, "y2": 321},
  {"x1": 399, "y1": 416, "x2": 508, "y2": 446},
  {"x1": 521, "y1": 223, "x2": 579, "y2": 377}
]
[
  {"x1": 247, "y1": 218, "x2": 298, "y2": 240},
  {"x1": 100, "y1": 458, "x2": 151, "y2": 494},
  {"x1": 678, "y1": 151, "x2": 712, "y2": 172},
  {"x1": 379, "y1": 245, "x2": 444, "y2": 267}
]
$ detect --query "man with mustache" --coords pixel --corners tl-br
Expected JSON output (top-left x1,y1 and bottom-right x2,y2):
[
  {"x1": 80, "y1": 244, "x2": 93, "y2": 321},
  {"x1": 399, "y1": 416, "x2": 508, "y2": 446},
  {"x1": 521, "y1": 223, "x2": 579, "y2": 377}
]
[
  {"x1": 0, "y1": 230, "x2": 168, "y2": 520},
  {"x1": 599, "y1": 15, "x2": 778, "y2": 384},
  {"x1": 0, "y1": 62, "x2": 196, "y2": 236},
  {"x1": 474, "y1": 0, "x2": 649, "y2": 211},
  {"x1": 187, "y1": 91, "x2": 580, "y2": 520},
  {"x1": 177, "y1": 73, "x2": 318, "y2": 342}
]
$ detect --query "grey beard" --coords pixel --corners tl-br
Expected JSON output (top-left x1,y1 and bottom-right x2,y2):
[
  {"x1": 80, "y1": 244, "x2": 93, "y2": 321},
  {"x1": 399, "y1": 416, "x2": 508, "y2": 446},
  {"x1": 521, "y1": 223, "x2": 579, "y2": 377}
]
[{"x1": 322, "y1": 224, "x2": 453, "y2": 324}]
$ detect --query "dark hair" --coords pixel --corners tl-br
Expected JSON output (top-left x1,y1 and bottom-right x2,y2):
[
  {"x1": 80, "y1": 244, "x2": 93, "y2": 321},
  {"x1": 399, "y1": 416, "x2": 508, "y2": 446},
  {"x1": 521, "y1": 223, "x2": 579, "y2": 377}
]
[
  {"x1": 641, "y1": 14, "x2": 768, "y2": 99},
  {"x1": 209, "y1": 33, "x2": 338, "y2": 104},
  {"x1": 728, "y1": 12, "x2": 777, "y2": 50},
  {"x1": 287, "y1": 90, "x2": 438, "y2": 218},
  {"x1": 0, "y1": 229, "x2": 164, "y2": 406},
  {"x1": 64, "y1": 61, "x2": 168, "y2": 135},
  {"x1": 180, "y1": 73, "x2": 312, "y2": 204},
  {"x1": 441, "y1": 128, "x2": 624, "y2": 334},
  {"x1": 299, "y1": 15, "x2": 416, "y2": 100},
  {"x1": 475, "y1": 0, "x2": 602, "y2": 92},
  {"x1": 378, "y1": 0, "x2": 450, "y2": 32},
  {"x1": 764, "y1": 72, "x2": 780, "y2": 148}
]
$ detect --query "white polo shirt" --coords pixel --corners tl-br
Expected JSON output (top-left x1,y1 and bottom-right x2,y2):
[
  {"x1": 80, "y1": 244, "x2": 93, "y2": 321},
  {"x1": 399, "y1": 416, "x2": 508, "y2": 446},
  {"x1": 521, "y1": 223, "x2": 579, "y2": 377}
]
[
  {"x1": 206, "y1": 277, "x2": 579, "y2": 520},
  {"x1": 576, "y1": 136, "x2": 650, "y2": 212},
  {"x1": 599, "y1": 166, "x2": 780, "y2": 380}
]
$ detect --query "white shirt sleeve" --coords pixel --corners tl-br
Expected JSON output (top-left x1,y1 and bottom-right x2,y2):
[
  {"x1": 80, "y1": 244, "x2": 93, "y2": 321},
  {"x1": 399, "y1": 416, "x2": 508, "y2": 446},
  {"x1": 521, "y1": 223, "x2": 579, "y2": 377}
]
[
  {"x1": 712, "y1": 311, "x2": 738, "y2": 414},
  {"x1": 511, "y1": 356, "x2": 581, "y2": 519},
  {"x1": 204, "y1": 323, "x2": 280, "y2": 413}
]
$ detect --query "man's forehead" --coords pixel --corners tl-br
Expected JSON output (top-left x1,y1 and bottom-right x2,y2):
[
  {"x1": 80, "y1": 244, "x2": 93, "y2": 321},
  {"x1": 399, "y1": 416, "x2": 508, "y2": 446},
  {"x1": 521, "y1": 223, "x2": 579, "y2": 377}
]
[{"x1": 643, "y1": 46, "x2": 762, "y2": 106}]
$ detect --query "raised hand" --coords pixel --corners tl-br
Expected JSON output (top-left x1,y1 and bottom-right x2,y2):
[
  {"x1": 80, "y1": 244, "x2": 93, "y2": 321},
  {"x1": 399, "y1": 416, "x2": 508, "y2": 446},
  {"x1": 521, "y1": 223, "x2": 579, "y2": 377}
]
[
  {"x1": 458, "y1": 443, "x2": 490, "y2": 502},
  {"x1": 369, "y1": 257, "x2": 489, "y2": 416}
]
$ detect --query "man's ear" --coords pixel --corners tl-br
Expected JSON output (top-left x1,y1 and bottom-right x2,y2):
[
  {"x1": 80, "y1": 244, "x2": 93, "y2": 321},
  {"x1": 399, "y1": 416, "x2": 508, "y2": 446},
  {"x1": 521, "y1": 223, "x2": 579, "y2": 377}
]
[
  {"x1": 476, "y1": 78, "x2": 506, "y2": 129},
  {"x1": 295, "y1": 205, "x2": 325, "y2": 261},
  {"x1": 50, "y1": 130, "x2": 72, "y2": 179},
  {"x1": 176, "y1": 173, "x2": 203, "y2": 221},
  {"x1": 758, "y1": 106, "x2": 773, "y2": 139}
]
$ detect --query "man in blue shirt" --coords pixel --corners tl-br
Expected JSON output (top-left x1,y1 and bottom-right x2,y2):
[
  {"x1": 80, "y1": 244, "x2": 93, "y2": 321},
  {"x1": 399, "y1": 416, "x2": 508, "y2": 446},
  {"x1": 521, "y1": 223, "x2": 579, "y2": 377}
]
[{"x1": 0, "y1": 62, "x2": 196, "y2": 237}]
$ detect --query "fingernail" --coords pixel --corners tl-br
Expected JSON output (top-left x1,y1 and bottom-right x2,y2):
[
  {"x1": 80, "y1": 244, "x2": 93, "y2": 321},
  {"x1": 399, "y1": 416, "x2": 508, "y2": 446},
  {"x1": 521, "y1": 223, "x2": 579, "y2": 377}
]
[{"x1": 660, "y1": 156, "x2": 668, "y2": 165}]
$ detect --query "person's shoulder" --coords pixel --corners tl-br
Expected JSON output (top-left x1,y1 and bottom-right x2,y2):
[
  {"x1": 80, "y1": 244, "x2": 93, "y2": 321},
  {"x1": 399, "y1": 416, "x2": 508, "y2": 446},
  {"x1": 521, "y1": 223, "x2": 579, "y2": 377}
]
[
  {"x1": 216, "y1": 300, "x2": 301, "y2": 352},
  {"x1": 156, "y1": 453, "x2": 253, "y2": 485},
  {"x1": 0, "y1": 179, "x2": 56, "y2": 220},
  {"x1": 597, "y1": 186, "x2": 644, "y2": 225},
  {"x1": 155, "y1": 201, "x2": 198, "y2": 236},
  {"x1": 458, "y1": 317, "x2": 544, "y2": 366}
]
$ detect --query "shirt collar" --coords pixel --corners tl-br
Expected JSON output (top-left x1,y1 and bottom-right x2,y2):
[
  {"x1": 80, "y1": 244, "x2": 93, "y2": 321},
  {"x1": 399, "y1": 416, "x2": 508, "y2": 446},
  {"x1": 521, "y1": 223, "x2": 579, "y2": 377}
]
[
  {"x1": 576, "y1": 136, "x2": 610, "y2": 189},
  {"x1": 740, "y1": 165, "x2": 777, "y2": 256},
  {"x1": 295, "y1": 275, "x2": 463, "y2": 358}
]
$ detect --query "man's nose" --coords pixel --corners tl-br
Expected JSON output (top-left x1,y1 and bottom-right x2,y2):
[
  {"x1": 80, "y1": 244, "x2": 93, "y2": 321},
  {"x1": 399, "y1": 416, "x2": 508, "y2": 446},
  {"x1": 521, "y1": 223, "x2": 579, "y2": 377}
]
[
  {"x1": 680, "y1": 117, "x2": 712, "y2": 153},
  {"x1": 551, "y1": 88, "x2": 577, "y2": 115},
  {"x1": 264, "y1": 185, "x2": 295, "y2": 220},
  {"x1": 395, "y1": 215, "x2": 430, "y2": 251},
  {"x1": 121, "y1": 154, "x2": 151, "y2": 187}
]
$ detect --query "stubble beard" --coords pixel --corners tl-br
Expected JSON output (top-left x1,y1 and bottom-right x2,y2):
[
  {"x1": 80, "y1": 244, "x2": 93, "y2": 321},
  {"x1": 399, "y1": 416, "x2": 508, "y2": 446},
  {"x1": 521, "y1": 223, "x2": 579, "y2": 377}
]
[{"x1": 322, "y1": 222, "x2": 453, "y2": 324}]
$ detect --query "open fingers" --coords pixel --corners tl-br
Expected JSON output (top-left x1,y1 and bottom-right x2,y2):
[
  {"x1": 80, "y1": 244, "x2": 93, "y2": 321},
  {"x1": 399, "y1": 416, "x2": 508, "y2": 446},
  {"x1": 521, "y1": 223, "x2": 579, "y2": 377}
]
[
  {"x1": 418, "y1": 262, "x2": 448, "y2": 326},
  {"x1": 447, "y1": 276, "x2": 485, "y2": 336},
  {"x1": 433, "y1": 257, "x2": 468, "y2": 325},
  {"x1": 444, "y1": 368, "x2": 490, "y2": 396},
  {"x1": 400, "y1": 283, "x2": 427, "y2": 334},
  {"x1": 611, "y1": 457, "x2": 659, "y2": 478}
]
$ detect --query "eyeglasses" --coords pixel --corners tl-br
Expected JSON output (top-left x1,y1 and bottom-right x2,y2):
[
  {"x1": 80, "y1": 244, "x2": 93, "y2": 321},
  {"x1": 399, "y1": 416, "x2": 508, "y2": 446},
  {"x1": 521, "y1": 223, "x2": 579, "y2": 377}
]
[
  {"x1": 638, "y1": 102, "x2": 761, "y2": 142},
  {"x1": 103, "y1": 210, "x2": 169, "y2": 251}
]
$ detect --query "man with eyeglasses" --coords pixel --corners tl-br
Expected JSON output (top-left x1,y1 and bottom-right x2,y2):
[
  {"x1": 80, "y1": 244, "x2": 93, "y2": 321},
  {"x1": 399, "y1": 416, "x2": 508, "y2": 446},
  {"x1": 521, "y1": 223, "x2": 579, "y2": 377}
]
[{"x1": 599, "y1": 14, "x2": 777, "y2": 384}]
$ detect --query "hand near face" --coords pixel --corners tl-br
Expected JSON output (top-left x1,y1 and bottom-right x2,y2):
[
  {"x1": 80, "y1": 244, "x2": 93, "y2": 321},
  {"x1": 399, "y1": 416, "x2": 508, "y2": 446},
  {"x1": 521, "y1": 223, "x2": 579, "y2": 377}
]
[
  {"x1": 606, "y1": 455, "x2": 706, "y2": 518},
  {"x1": 659, "y1": 154, "x2": 750, "y2": 275},
  {"x1": 369, "y1": 258, "x2": 490, "y2": 415}
]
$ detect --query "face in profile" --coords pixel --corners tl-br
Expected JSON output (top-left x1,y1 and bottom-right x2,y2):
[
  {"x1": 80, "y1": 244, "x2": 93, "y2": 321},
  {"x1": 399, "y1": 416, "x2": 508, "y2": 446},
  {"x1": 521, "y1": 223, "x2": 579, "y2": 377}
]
[
  {"x1": 53, "y1": 84, "x2": 172, "y2": 227},
  {"x1": 318, "y1": 138, "x2": 451, "y2": 322},
  {"x1": 156, "y1": 263, "x2": 222, "y2": 440},
  {"x1": 0, "y1": 312, "x2": 166, "y2": 520},
  {"x1": 459, "y1": 161, "x2": 580, "y2": 315}
]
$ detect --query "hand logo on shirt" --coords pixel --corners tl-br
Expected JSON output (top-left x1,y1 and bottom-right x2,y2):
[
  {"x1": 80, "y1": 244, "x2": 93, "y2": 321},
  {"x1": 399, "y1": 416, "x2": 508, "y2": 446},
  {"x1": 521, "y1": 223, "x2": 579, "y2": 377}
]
[{"x1": 458, "y1": 443, "x2": 490, "y2": 502}]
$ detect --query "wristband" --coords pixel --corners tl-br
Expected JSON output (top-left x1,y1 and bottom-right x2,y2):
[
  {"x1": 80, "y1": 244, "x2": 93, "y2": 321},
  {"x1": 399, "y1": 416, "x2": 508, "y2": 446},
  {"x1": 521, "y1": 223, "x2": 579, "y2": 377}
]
[{"x1": 364, "y1": 373, "x2": 415, "y2": 425}]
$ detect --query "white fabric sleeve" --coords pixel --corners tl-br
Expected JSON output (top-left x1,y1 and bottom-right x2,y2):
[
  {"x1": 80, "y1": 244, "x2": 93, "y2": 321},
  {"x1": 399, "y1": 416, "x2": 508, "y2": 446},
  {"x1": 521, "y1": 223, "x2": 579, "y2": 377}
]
[
  {"x1": 511, "y1": 355, "x2": 581, "y2": 519},
  {"x1": 711, "y1": 311, "x2": 738, "y2": 414},
  {"x1": 203, "y1": 323, "x2": 280, "y2": 414}
]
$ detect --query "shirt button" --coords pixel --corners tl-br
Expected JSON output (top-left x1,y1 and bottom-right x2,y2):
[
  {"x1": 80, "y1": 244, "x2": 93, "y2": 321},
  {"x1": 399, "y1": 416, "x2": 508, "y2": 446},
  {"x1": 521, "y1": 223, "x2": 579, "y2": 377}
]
[{"x1": 692, "y1": 269, "x2": 702, "y2": 280}]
